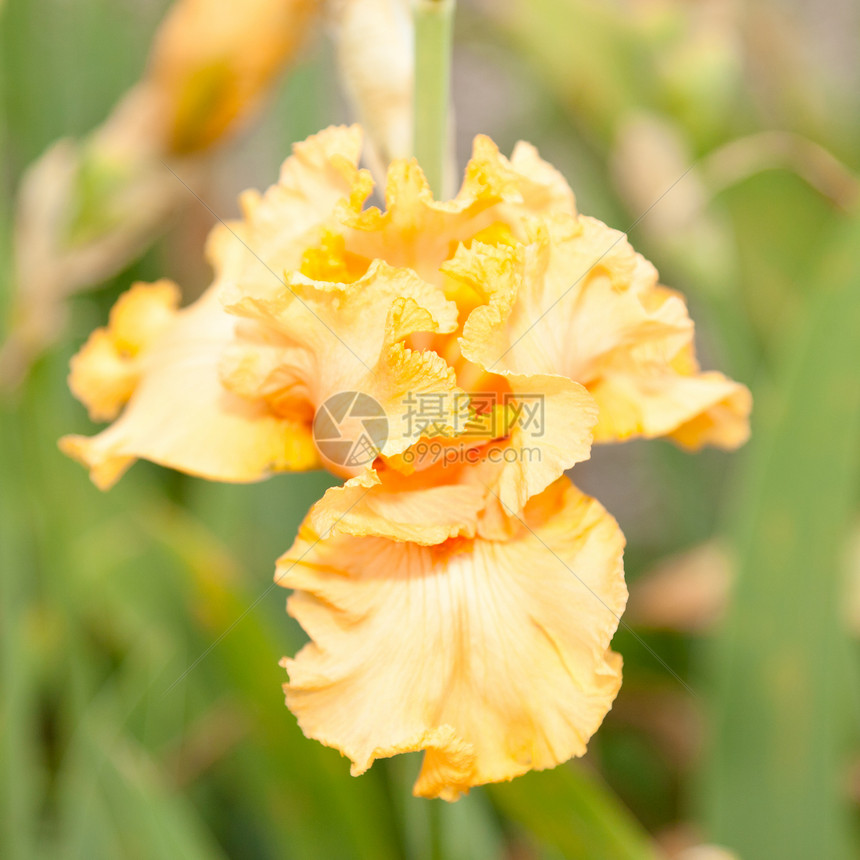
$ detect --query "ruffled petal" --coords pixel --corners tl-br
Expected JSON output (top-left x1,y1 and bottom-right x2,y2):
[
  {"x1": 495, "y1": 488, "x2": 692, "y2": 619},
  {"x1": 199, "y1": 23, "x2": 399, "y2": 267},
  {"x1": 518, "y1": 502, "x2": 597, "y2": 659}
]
[
  {"x1": 207, "y1": 124, "x2": 374, "y2": 295},
  {"x1": 454, "y1": 217, "x2": 685, "y2": 377},
  {"x1": 60, "y1": 286, "x2": 317, "y2": 488},
  {"x1": 306, "y1": 467, "x2": 488, "y2": 545},
  {"x1": 591, "y1": 369, "x2": 753, "y2": 448},
  {"x1": 68, "y1": 280, "x2": 180, "y2": 421},
  {"x1": 509, "y1": 140, "x2": 576, "y2": 214},
  {"x1": 278, "y1": 477, "x2": 626, "y2": 800},
  {"x1": 222, "y1": 260, "x2": 463, "y2": 473},
  {"x1": 452, "y1": 217, "x2": 750, "y2": 448},
  {"x1": 486, "y1": 371, "x2": 597, "y2": 515},
  {"x1": 340, "y1": 134, "x2": 577, "y2": 284}
]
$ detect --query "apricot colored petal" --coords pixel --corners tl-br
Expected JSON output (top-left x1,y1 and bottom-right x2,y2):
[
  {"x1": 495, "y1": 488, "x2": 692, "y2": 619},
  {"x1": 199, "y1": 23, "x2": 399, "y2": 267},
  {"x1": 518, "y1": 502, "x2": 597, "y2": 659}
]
[
  {"x1": 455, "y1": 218, "x2": 685, "y2": 380},
  {"x1": 307, "y1": 468, "x2": 487, "y2": 544},
  {"x1": 224, "y1": 260, "x2": 456, "y2": 376},
  {"x1": 222, "y1": 261, "x2": 462, "y2": 464},
  {"x1": 110, "y1": 279, "x2": 181, "y2": 350},
  {"x1": 509, "y1": 140, "x2": 576, "y2": 214},
  {"x1": 67, "y1": 330, "x2": 138, "y2": 424},
  {"x1": 278, "y1": 478, "x2": 626, "y2": 800},
  {"x1": 68, "y1": 280, "x2": 181, "y2": 422},
  {"x1": 588, "y1": 367, "x2": 752, "y2": 448},
  {"x1": 373, "y1": 337, "x2": 462, "y2": 458},
  {"x1": 454, "y1": 219, "x2": 750, "y2": 448},
  {"x1": 342, "y1": 135, "x2": 577, "y2": 281},
  {"x1": 487, "y1": 371, "x2": 597, "y2": 516},
  {"x1": 456, "y1": 135, "x2": 576, "y2": 218},
  {"x1": 208, "y1": 125, "x2": 373, "y2": 293},
  {"x1": 60, "y1": 288, "x2": 317, "y2": 489}
]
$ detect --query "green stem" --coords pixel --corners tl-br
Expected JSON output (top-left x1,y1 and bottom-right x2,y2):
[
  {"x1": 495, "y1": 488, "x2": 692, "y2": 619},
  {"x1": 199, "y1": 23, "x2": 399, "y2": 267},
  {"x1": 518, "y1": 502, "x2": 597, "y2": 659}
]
[
  {"x1": 428, "y1": 799, "x2": 443, "y2": 860},
  {"x1": 412, "y1": 0, "x2": 455, "y2": 198}
]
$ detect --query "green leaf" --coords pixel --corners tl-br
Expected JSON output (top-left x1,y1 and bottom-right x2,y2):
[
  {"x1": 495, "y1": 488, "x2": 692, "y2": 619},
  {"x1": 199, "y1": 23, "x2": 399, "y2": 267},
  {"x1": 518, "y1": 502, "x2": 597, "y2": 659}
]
[
  {"x1": 488, "y1": 765, "x2": 658, "y2": 860},
  {"x1": 0, "y1": 407, "x2": 42, "y2": 860},
  {"x1": 702, "y1": 211, "x2": 860, "y2": 859},
  {"x1": 57, "y1": 700, "x2": 227, "y2": 860}
]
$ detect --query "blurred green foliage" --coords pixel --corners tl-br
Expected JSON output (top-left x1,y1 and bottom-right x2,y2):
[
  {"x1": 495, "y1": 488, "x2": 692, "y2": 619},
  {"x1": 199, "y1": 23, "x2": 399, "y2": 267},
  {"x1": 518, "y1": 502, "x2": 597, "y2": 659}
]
[{"x1": 2, "y1": 0, "x2": 859, "y2": 858}]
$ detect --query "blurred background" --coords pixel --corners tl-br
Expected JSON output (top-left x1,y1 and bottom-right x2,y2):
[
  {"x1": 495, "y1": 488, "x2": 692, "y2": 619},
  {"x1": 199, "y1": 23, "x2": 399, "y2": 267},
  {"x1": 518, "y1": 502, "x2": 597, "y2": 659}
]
[{"x1": 1, "y1": 0, "x2": 859, "y2": 858}]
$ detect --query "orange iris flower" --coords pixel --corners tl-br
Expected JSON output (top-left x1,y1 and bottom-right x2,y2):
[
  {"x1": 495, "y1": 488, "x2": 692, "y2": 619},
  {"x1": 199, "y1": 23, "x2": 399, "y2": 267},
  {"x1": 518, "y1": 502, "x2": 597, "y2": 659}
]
[{"x1": 62, "y1": 126, "x2": 750, "y2": 798}]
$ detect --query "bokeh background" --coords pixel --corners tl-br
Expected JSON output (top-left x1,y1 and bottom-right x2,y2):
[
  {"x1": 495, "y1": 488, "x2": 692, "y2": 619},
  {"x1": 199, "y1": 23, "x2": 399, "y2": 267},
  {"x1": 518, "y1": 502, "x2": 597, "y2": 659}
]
[{"x1": 2, "y1": 1, "x2": 859, "y2": 858}]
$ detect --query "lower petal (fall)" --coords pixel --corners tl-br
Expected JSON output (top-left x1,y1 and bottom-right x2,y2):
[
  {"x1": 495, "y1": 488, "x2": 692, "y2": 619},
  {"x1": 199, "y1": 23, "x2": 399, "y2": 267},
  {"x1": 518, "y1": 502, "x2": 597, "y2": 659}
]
[
  {"x1": 277, "y1": 477, "x2": 627, "y2": 800},
  {"x1": 60, "y1": 287, "x2": 317, "y2": 488}
]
